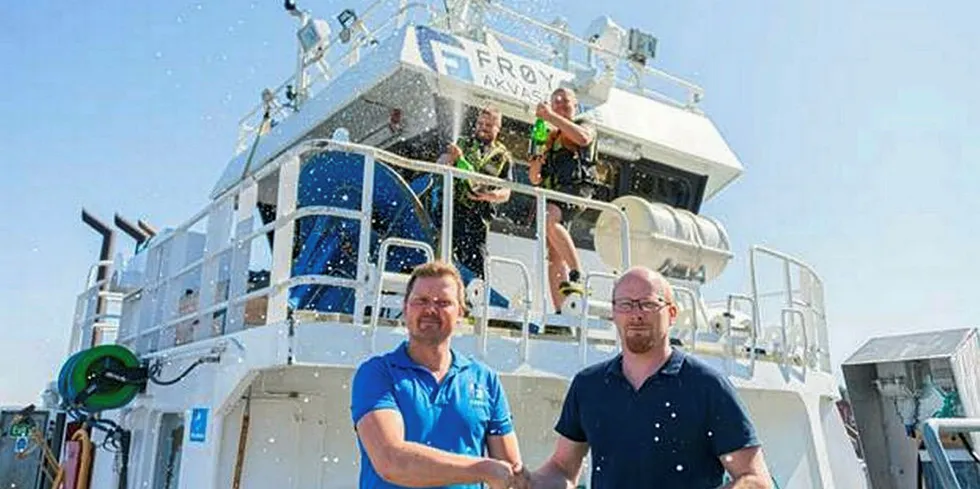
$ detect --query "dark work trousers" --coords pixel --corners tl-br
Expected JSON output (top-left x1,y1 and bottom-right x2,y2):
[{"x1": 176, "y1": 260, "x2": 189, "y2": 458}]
[{"x1": 452, "y1": 206, "x2": 490, "y2": 279}]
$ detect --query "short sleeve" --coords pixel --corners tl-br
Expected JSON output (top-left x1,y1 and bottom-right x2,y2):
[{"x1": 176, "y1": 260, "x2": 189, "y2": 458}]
[
  {"x1": 705, "y1": 375, "x2": 760, "y2": 456},
  {"x1": 487, "y1": 370, "x2": 515, "y2": 436},
  {"x1": 554, "y1": 374, "x2": 587, "y2": 442},
  {"x1": 350, "y1": 357, "x2": 398, "y2": 426},
  {"x1": 574, "y1": 116, "x2": 597, "y2": 143}
]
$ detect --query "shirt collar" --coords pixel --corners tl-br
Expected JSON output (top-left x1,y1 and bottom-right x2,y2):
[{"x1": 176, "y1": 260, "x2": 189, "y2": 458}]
[
  {"x1": 389, "y1": 341, "x2": 471, "y2": 370},
  {"x1": 605, "y1": 347, "x2": 686, "y2": 378}
]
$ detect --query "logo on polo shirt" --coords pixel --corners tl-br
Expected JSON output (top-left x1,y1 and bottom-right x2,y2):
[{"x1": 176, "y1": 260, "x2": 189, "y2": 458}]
[{"x1": 468, "y1": 382, "x2": 489, "y2": 406}]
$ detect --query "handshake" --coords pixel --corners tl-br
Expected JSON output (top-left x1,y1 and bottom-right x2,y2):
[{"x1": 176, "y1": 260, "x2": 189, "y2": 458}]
[{"x1": 481, "y1": 459, "x2": 541, "y2": 489}]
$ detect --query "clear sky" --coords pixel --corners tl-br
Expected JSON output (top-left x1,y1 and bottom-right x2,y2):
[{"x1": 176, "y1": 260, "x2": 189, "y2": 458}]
[{"x1": 1, "y1": 0, "x2": 977, "y2": 405}]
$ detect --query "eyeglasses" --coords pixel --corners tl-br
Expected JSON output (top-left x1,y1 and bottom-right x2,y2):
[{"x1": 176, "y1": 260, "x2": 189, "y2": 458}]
[
  {"x1": 408, "y1": 297, "x2": 457, "y2": 309},
  {"x1": 611, "y1": 298, "x2": 670, "y2": 313}
]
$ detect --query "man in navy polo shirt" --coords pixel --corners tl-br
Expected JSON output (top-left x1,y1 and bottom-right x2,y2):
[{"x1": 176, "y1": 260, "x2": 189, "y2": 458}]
[
  {"x1": 525, "y1": 266, "x2": 772, "y2": 489},
  {"x1": 351, "y1": 261, "x2": 524, "y2": 489}
]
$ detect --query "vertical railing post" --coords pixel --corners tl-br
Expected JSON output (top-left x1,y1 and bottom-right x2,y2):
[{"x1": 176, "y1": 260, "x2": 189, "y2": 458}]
[
  {"x1": 536, "y1": 194, "x2": 549, "y2": 328},
  {"x1": 267, "y1": 155, "x2": 301, "y2": 325},
  {"x1": 356, "y1": 153, "x2": 377, "y2": 328}
]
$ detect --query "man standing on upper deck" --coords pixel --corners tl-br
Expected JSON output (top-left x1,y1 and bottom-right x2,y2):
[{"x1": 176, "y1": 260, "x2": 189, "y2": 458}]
[
  {"x1": 350, "y1": 261, "x2": 525, "y2": 489},
  {"x1": 434, "y1": 106, "x2": 515, "y2": 282},
  {"x1": 527, "y1": 87, "x2": 597, "y2": 315},
  {"x1": 520, "y1": 266, "x2": 773, "y2": 489}
]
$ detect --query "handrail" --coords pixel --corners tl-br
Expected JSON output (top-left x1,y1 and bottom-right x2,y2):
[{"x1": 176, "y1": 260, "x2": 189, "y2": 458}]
[
  {"x1": 922, "y1": 417, "x2": 980, "y2": 489},
  {"x1": 235, "y1": 1, "x2": 437, "y2": 152},
  {"x1": 752, "y1": 245, "x2": 826, "y2": 287},
  {"x1": 236, "y1": 0, "x2": 708, "y2": 150},
  {"x1": 117, "y1": 273, "x2": 362, "y2": 345},
  {"x1": 481, "y1": 256, "x2": 532, "y2": 361},
  {"x1": 725, "y1": 293, "x2": 757, "y2": 372},
  {"x1": 479, "y1": 0, "x2": 704, "y2": 106},
  {"x1": 749, "y1": 245, "x2": 828, "y2": 374},
  {"x1": 673, "y1": 285, "x2": 702, "y2": 351},
  {"x1": 369, "y1": 237, "x2": 435, "y2": 337},
  {"x1": 577, "y1": 271, "x2": 618, "y2": 364},
  {"x1": 120, "y1": 138, "x2": 632, "y2": 353},
  {"x1": 781, "y1": 308, "x2": 808, "y2": 378}
]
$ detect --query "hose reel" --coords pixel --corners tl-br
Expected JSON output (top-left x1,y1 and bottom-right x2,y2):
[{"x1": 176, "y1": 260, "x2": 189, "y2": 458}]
[{"x1": 57, "y1": 345, "x2": 146, "y2": 414}]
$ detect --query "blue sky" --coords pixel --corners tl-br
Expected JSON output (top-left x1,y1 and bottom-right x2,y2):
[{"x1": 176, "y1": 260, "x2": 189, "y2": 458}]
[{"x1": 1, "y1": 0, "x2": 977, "y2": 404}]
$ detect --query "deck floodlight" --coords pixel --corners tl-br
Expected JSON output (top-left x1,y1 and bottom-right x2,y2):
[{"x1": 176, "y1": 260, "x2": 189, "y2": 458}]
[
  {"x1": 627, "y1": 28, "x2": 658, "y2": 65},
  {"x1": 298, "y1": 17, "x2": 331, "y2": 56},
  {"x1": 338, "y1": 9, "x2": 357, "y2": 43},
  {"x1": 584, "y1": 16, "x2": 626, "y2": 73}
]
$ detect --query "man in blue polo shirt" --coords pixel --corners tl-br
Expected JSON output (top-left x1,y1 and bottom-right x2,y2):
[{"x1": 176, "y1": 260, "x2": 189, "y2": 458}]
[
  {"x1": 350, "y1": 261, "x2": 524, "y2": 489},
  {"x1": 524, "y1": 266, "x2": 772, "y2": 489}
]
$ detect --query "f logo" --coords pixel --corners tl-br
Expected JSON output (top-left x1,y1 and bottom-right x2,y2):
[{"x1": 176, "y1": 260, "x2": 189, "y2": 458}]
[{"x1": 440, "y1": 50, "x2": 473, "y2": 82}]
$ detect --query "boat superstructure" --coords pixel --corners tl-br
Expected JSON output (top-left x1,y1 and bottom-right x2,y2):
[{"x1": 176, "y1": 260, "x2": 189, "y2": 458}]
[{"x1": 13, "y1": 1, "x2": 870, "y2": 488}]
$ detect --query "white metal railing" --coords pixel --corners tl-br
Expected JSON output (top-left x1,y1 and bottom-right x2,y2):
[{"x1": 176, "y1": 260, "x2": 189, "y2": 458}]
[
  {"x1": 69, "y1": 263, "x2": 124, "y2": 354},
  {"x1": 112, "y1": 138, "x2": 632, "y2": 356},
  {"x1": 235, "y1": 0, "x2": 438, "y2": 154},
  {"x1": 749, "y1": 245, "x2": 830, "y2": 375},
  {"x1": 724, "y1": 293, "x2": 758, "y2": 372},
  {"x1": 578, "y1": 271, "x2": 619, "y2": 364},
  {"x1": 481, "y1": 256, "x2": 533, "y2": 361},
  {"x1": 369, "y1": 237, "x2": 436, "y2": 341},
  {"x1": 235, "y1": 0, "x2": 705, "y2": 152},
  {"x1": 73, "y1": 138, "x2": 837, "y2": 381},
  {"x1": 476, "y1": 0, "x2": 704, "y2": 108}
]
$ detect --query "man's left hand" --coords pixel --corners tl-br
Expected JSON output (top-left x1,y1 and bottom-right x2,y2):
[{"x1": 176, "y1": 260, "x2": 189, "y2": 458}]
[{"x1": 467, "y1": 189, "x2": 492, "y2": 202}]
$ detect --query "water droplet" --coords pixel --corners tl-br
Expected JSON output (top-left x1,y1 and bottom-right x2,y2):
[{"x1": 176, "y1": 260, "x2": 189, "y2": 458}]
[
  {"x1": 154, "y1": 51, "x2": 163, "y2": 59},
  {"x1": 724, "y1": 455, "x2": 734, "y2": 462},
  {"x1": 655, "y1": 423, "x2": 661, "y2": 428},
  {"x1": 176, "y1": 15, "x2": 184, "y2": 24},
  {"x1": 707, "y1": 431, "x2": 713, "y2": 437},
  {"x1": 195, "y1": 3, "x2": 203, "y2": 10},
  {"x1": 671, "y1": 412, "x2": 677, "y2": 418},
  {"x1": 332, "y1": 457, "x2": 339, "y2": 463},
  {"x1": 654, "y1": 436, "x2": 660, "y2": 442},
  {"x1": 313, "y1": 371, "x2": 320, "y2": 377},
  {"x1": 268, "y1": 437, "x2": 275, "y2": 443},
  {"x1": 675, "y1": 464, "x2": 684, "y2": 472},
  {"x1": 322, "y1": 456, "x2": 329, "y2": 462},
  {"x1": 303, "y1": 397, "x2": 310, "y2": 403},
  {"x1": 665, "y1": 401, "x2": 671, "y2": 407}
]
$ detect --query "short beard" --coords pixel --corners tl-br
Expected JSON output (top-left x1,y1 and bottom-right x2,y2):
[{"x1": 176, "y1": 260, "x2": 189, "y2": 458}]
[
  {"x1": 409, "y1": 317, "x2": 451, "y2": 346},
  {"x1": 624, "y1": 335, "x2": 656, "y2": 354}
]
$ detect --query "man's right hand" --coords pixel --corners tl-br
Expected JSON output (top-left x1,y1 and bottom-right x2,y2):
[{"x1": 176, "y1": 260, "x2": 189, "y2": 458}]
[
  {"x1": 478, "y1": 459, "x2": 523, "y2": 489},
  {"x1": 446, "y1": 143, "x2": 463, "y2": 163},
  {"x1": 510, "y1": 464, "x2": 532, "y2": 489}
]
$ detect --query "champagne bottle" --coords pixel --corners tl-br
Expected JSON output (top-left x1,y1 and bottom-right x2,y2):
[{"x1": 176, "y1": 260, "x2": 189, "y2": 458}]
[
  {"x1": 528, "y1": 117, "x2": 549, "y2": 157},
  {"x1": 455, "y1": 155, "x2": 475, "y2": 192}
]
